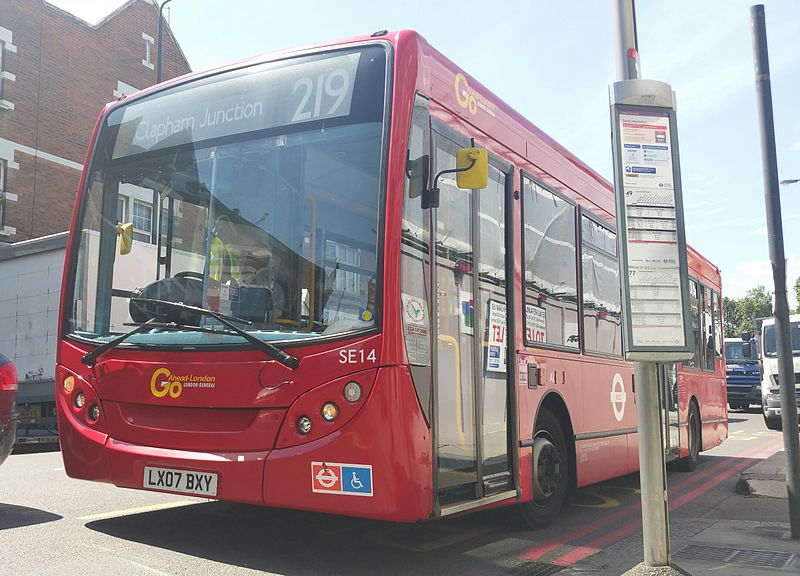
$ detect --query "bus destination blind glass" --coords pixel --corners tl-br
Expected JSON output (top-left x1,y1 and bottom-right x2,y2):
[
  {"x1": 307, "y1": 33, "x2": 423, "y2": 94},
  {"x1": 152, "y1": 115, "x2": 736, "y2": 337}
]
[
  {"x1": 619, "y1": 110, "x2": 685, "y2": 348},
  {"x1": 111, "y1": 52, "x2": 361, "y2": 159}
]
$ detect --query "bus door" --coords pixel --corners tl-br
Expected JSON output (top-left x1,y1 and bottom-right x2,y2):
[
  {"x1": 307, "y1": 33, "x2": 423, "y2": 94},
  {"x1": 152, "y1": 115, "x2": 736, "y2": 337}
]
[
  {"x1": 431, "y1": 121, "x2": 515, "y2": 510},
  {"x1": 660, "y1": 363, "x2": 680, "y2": 460}
]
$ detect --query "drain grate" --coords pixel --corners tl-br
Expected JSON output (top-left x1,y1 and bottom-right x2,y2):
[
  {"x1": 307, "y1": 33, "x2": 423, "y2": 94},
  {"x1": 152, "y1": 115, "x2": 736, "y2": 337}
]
[
  {"x1": 505, "y1": 561, "x2": 564, "y2": 576},
  {"x1": 674, "y1": 544, "x2": 796, "y2": 569}
]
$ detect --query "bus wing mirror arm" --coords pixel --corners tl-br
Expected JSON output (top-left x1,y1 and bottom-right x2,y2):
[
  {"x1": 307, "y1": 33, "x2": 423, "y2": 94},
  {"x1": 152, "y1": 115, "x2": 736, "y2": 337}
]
[{"x1": 423, "y1": 158, "x2": 476, "y2": 210}]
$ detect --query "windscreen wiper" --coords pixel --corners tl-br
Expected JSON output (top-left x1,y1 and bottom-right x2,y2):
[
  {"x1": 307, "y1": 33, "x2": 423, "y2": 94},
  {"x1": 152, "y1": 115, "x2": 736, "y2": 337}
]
[
  {"x1": 82, "y1": 319, "x2": 250, "y2": 367},
  {"x1": 130, "y1": 298, "x2": 301, "y2": 369},
  {"x1": 81, "y1": 317, "x2": 160, "y2": 367}
]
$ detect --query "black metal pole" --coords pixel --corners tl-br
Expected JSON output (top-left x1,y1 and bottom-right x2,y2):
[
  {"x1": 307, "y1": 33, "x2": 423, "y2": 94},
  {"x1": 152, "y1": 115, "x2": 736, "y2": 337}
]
[
  {"x1": 750, "y1": 3, "x2": 800, "y2": 539},
  {"x1": 156, "y1": 0, "x2": 173, "y2": 84}
]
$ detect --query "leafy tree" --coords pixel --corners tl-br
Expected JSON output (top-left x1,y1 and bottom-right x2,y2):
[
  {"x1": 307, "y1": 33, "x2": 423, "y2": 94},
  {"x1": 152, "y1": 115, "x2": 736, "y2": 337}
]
[
  {"x1": 794, "y1": 276, "x2": 800, "y2": 313},
  {"x1": 723, "y1": 285, "x2": 772, "y2": 338}
]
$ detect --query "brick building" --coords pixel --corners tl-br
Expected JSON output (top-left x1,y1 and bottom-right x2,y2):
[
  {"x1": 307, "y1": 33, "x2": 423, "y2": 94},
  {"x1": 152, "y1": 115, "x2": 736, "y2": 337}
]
[{"x1": 0, "y1": 0, "x2": 191, "y2": 242}]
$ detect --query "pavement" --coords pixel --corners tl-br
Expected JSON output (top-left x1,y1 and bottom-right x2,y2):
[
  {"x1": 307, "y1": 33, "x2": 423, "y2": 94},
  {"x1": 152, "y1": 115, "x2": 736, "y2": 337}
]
[{"x1": 623, "y1": 451, "x2": 799, "y2": 576}]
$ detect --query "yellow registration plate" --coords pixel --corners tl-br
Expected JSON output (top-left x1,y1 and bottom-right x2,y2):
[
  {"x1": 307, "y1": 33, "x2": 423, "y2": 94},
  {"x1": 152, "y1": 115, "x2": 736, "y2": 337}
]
[{"x1": 18, "y1": 406, "x2": 41, "y2": 419}]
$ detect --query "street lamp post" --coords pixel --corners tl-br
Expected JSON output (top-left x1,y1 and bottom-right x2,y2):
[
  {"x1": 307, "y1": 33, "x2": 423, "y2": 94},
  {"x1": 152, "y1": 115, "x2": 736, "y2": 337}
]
[{"x1": 156, "y1": 0, "x2": 173, "y2": 84}]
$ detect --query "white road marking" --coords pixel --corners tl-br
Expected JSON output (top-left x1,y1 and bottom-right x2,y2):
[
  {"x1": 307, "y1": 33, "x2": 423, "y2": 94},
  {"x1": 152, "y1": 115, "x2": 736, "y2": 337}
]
[{"x1": 77, "y1": 500, "x2": 199, "y2": 521}]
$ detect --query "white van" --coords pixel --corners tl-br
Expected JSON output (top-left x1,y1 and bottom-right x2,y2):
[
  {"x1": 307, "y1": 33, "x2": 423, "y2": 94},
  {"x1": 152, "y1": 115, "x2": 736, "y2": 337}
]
[{"x1": 760, "y1": 314, "x2": 800, "y2": 430}]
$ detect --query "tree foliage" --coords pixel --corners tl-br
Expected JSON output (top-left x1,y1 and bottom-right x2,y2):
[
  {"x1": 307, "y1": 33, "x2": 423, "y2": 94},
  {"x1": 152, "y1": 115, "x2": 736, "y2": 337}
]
[
  {"x1": 723, "y1": 285, "x2": 772, "y2": 338},
  {"x1": 795, "y1": 276, "x2": 800, "y2": 314}
]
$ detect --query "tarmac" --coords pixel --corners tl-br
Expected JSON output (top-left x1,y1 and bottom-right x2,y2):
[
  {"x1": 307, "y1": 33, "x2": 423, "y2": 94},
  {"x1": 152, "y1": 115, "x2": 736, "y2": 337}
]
[{"x1": 621, "y1": 451, "x2": 799, "y2": 576}]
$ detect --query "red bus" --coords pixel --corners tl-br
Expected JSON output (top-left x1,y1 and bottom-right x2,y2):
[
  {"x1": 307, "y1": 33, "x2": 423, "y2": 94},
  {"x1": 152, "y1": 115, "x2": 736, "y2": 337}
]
[{"x1": 57, "y1": 30, "x2": 726, "y2": 527}]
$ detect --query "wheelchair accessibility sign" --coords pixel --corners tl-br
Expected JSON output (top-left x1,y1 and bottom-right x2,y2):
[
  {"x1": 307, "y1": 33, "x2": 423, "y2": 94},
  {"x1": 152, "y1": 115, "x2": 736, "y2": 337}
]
[{"x1": 311, "y1": 462, "x2": 373, "y2": 496}]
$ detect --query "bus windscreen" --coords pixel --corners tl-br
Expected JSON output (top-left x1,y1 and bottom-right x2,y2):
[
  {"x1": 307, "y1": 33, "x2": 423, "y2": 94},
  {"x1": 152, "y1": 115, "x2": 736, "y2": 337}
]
[{"x1": 66, "y1": 45, "x2": 387, "y2": 346}]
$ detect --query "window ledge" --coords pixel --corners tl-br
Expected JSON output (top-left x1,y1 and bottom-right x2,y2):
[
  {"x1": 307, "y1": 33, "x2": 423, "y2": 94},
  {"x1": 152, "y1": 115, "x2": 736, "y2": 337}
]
[{"x1": 0, "y1": 100, "x2": 14, "y2": 110}]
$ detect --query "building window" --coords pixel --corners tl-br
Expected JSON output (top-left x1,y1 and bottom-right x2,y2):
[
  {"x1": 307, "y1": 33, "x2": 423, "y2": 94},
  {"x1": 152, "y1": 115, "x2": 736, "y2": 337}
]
[
  {"x1": 117, "y1": 196, "x2": 128, "y2": 223},
  {"x1": 0, "y1": 41, "x2": 5, "y2": 100},
  {"x1": 0, "y1": 160, "x2": 5, "y2": 227},
  {"x1": 0, "y1": 28, "x2": 17, "y2": 111},
  {"x1": 141, "y1": 33, "x2": 155, "y2": 70},
  {"x1": 132, "y1": 200, "x2": 152, "y2": 242},
  {"x1": 113, "y1": 80, "x2": 138, "y2": 100}
]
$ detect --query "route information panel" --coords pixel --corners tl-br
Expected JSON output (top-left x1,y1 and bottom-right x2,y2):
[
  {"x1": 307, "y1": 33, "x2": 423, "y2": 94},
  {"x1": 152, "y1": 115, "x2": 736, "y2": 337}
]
[
  {"x1": 615, "y1": 106, "x2": 690, "y2": 356},
  {"x1": 613, "y1": 91, "x2": 692, "y2": 361}
]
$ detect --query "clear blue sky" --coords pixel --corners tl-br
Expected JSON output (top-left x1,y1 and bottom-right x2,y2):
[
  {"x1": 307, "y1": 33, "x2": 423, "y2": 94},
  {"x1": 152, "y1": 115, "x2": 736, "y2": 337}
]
[{"x1": 52, "y1": 0, "x2": 800, "y2": 306}]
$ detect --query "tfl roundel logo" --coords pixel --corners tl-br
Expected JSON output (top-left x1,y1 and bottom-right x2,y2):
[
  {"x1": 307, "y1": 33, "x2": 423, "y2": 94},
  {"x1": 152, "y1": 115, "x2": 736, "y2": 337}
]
[{"x1": 311, "y1": 462, "x2": 373, "y2": 497}]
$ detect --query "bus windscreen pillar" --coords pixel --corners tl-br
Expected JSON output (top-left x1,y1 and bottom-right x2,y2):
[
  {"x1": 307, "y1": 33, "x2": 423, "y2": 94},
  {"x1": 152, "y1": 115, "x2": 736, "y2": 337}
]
[{"x1": 610, "y1": 80, "x2": 693, "y2": 362}]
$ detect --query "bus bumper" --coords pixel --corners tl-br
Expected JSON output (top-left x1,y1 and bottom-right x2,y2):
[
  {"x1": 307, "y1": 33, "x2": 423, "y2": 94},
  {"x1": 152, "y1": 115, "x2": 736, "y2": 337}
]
[{"x1": 58, "y1": 366, "x2": 433, "y2": 520}]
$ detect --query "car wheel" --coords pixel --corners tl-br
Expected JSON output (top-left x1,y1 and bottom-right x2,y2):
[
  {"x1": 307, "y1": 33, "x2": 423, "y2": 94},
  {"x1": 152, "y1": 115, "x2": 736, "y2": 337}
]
[
  {"x1": 729, "y1": 403, "x2": 745, "y2": 411},
  {"x1": 518, "y1": 409, "x2": 569, "y2": 529},
  {"x1": 764, "y1": 414, "x2": 782, "y2": 431}
]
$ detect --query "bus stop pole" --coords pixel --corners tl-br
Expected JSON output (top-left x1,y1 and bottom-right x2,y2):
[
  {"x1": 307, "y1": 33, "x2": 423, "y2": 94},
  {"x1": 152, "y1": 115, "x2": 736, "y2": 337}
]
[
  {"x1": 750, "y1": 4, "x2": 800, "y2": 540},
  {"x1": 634, "y1": 361, "x2": 671, "y2": 565},
  {"x1": 613, "y1": 0, "x2": 671, "y2": 566}
]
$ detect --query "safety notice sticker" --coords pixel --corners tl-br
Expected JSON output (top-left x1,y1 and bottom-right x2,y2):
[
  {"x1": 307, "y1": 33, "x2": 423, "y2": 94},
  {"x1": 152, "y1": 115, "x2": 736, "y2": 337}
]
[{"x1": 311, "y1": 462, "x2": 373, "y2": 496}]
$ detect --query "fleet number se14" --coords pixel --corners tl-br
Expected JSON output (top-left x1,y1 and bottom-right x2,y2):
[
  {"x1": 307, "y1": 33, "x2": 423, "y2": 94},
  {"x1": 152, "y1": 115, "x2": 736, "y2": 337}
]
[{"x1": 339, "y1": 349, "x2": 377, "y2": 364}]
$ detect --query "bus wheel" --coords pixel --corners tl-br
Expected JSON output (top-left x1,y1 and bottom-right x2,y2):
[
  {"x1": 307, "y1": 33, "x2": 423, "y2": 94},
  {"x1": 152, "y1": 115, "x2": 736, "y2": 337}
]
[
  {"x1": 518, "y1": 409, "x2": 569, "y2": 529},
  {"x1": 676, "y1": 401, "x2": 701, "y2": 472}
]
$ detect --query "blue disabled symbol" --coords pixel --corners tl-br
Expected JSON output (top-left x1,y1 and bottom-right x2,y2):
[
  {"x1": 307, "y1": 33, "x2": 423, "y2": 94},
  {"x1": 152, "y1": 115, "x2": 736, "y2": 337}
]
[{"x1": 341, "y1": 466, "x2": 372, "y2": 495}]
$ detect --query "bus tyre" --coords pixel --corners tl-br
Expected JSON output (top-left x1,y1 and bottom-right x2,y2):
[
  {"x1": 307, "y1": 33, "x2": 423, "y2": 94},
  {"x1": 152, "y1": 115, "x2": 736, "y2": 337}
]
[
  {"x1": 518, "y1": 409, "x2": 569, "y2": 530},
  {"x1": 676, "y1": 401, "x2": 701, "y2": 472},
  {"x1": 764, "y1": 414, "x2": 782, "y2": 431}
]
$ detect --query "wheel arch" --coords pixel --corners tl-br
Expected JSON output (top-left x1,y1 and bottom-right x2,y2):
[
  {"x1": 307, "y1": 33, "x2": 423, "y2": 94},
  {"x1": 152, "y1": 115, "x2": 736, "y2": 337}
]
[{"x1": 535, "y1": 391, "x2": 576, "y2": 494}]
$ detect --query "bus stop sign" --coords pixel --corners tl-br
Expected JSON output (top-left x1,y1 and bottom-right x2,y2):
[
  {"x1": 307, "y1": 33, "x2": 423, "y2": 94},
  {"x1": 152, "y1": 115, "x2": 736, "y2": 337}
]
[{"x1": 610, "y1": 79, "x2": 694, "y2": 362}]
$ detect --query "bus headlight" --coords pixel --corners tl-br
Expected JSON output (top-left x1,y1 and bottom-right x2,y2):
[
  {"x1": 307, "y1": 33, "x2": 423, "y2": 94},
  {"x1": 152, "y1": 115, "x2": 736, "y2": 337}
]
[
  {"x1": 343, "y1": 381, "x2": 362, "y2": 403},
  {"x1": 297, "y1": 416, "x2": 312, "y2": 435},
  {"x1": 74, "y1": 391, "x2": 86, "y2": 409},
  {"x1": 322, "y1": 402, "x2": 339, "y2": 421},
  {"x1": 88, "y1": 404, "x2": 100, "y2": 422}
]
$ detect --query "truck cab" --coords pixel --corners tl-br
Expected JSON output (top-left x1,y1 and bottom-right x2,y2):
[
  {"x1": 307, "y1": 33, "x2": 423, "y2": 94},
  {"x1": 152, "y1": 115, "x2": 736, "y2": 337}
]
[
  {"x1": 759, "y1": 315, "x2": 800, "y2": 430},
  {"x1": 724, "y1": 336, "x2": 761, "y2": 410}
]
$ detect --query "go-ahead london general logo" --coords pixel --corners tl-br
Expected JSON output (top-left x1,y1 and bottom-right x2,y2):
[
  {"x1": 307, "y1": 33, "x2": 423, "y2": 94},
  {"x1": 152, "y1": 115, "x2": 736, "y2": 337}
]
[{"x1": 150, "y1": 367, "x2": 216, "y2": 399}]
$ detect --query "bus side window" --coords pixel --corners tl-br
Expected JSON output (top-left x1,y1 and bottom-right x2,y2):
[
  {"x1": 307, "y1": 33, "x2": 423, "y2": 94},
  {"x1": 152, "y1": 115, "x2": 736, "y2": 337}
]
[
  {"x1": 580, "y1": 213, "x2": 622, "y2": 357},
  {"x1": 685, "y1": 278, "x2": 701, "y2": 369},
  {"x1": 522, "y1": 176, "x2": 579, "y2": 349}
]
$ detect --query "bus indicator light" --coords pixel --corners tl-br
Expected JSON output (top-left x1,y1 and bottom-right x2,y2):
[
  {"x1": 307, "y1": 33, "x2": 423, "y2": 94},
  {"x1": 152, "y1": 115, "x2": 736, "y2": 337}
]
[
  {"x1": 343, "y1": 381, "x2": 362, "y2": 403},
  {"x1": 63, "y1": 375, "x2": 75, "y2": 393},
  {"x1": 88, "y1": 404, "x2": 100, "y2": 422},
  {"x1": 297, "y1": 416, "x2": 312, "y2": 435},
  {"x1": 322, "y1": 402, "x2": 339, "y2": 421}
]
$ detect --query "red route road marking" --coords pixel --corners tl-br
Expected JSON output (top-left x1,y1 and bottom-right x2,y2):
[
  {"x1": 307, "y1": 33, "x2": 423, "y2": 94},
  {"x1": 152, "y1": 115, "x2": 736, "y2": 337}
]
[
  {"x1": 520, "y1": 437, "x2": 781, "y2": 562},
  {"x1": 551, "y1": 439, "x2": 783, "y2": 566}
]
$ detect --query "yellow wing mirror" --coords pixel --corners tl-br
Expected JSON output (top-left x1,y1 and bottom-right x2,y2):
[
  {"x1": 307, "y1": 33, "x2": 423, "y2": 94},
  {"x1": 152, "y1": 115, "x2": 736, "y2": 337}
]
[
  {"x1": 116, "y1": 222, "x2": 133, "y2": 255},
  {"x1": 456, "y1": 147, "x2": 488, "y2": 190},
  {"x1": 422, "y1": 146, "x2": 489, "y2": 209}
]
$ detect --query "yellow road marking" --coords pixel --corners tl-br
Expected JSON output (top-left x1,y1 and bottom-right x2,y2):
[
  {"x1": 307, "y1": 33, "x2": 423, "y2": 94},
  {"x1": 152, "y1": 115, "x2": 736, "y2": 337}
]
[
  {"x1": 78, "y1": 500, "x2": 200, "y2": 521},
  {"x1": 572, "y1": 488, "x2": 620, "y2": 509}
]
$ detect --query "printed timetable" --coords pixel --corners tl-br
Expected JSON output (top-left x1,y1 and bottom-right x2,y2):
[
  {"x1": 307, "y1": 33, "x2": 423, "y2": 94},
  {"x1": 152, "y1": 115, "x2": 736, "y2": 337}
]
[{"x1": 619, "y1": 110, "x2": 686, "y2": 348}]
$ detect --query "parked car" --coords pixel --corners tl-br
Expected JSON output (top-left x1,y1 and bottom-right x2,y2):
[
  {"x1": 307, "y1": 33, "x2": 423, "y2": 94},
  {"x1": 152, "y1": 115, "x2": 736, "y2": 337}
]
[{"x1": 0, "y1": 353, "x2": 18, "y2": 466}]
